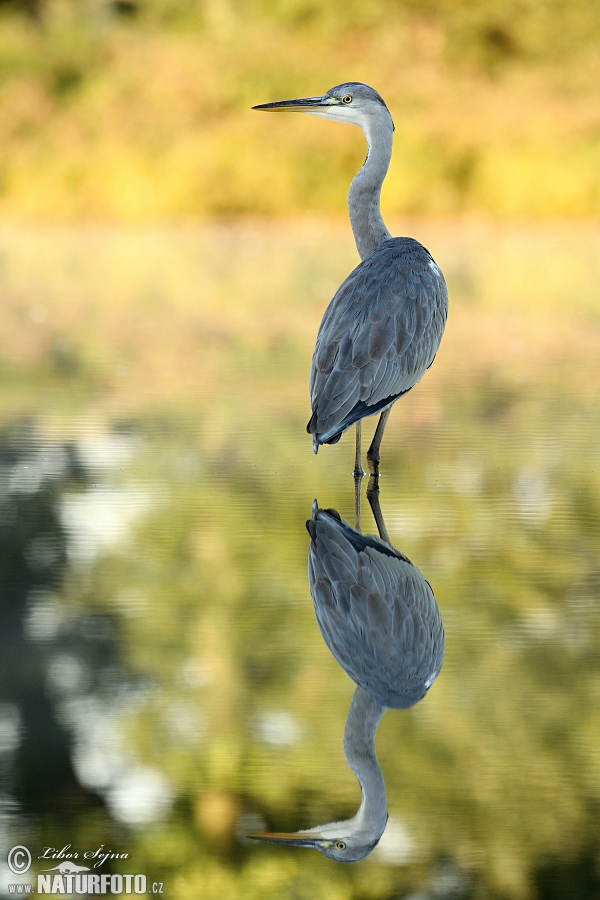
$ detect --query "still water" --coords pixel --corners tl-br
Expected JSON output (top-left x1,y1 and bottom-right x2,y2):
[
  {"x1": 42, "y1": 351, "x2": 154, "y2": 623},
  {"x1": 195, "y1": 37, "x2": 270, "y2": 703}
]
[{"x1": 0, "y1": 222, "x2": 599, "y2": 899}]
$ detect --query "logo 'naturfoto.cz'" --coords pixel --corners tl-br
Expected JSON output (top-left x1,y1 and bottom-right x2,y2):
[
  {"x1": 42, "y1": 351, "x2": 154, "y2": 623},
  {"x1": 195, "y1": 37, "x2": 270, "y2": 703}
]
[{"x1": 6, "y1": 845, "x2": 164, "y2": 896}]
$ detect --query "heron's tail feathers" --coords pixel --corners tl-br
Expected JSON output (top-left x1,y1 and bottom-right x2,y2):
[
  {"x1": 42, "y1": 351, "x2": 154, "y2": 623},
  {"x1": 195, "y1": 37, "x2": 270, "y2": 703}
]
[
  {"x1": 306, "y1": 502, "x2": 410, "y2": 563},
  {"x1": 307, "y1": 411, "x2": 320, "y2": 453},
  {"x1": 307, "y1": 411, "x2": 344, "y2": 451},
  {"x1": 305, "y1": 501, "x2": 344, "y2": 542},
  {"x1": 306, "y1": 499, "x2": 319, "y2": 540},
  {"x1": 308, "y1": 391, "x2": 409, "y2": 452}
]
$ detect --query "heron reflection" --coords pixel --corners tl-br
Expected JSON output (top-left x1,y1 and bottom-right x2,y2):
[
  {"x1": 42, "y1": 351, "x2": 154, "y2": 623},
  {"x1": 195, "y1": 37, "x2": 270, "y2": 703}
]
[{"x1": 251, "y1": 486, "x2": 445, "y2": 861}]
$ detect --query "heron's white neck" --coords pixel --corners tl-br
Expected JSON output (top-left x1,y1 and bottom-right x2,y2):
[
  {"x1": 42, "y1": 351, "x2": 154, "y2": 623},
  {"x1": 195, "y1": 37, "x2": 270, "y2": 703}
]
[
  {"x1": 341, "y1": 687, "x2": 387, "y2": 838},
  {"x1": 348, "y1": 116, "x2": 393, "y2": 261}
]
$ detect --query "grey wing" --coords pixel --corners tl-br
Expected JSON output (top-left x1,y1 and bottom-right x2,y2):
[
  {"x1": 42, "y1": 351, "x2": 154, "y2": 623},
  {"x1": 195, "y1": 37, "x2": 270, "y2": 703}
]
[
  {"x1": 307, "y1": 505, "x2": 445, "y2": 708},
  {"x1": 308, "y1": 238, "x2": 448, "y2": 444}
]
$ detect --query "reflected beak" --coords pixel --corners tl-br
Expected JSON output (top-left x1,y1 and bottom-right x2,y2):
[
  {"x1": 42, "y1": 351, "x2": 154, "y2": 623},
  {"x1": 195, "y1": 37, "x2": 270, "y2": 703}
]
[
  {"x1": 252, "y1": 96, "x2": 335, "y2": 112},
  {"x1": 248, "y1": 831, "x2": 327, "y2": 848}
]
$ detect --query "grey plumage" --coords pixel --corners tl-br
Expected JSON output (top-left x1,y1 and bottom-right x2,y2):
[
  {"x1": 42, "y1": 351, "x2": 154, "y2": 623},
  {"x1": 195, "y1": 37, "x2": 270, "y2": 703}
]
[
  {"x1": 253, "y1": 82, "x2": 448, "y2": 470},
  {"x1": 249, "y1": 500, "x2": 444, "y2": 862},
  {"x1": 250, "y1": 81, "x2": 447, "y2": 862},
  {"x1": 306, "y1": 502, "x2": 445, "y2": 708},
  {"x1": 307, "y1": 238, "x2": 447, "y2": 447}
]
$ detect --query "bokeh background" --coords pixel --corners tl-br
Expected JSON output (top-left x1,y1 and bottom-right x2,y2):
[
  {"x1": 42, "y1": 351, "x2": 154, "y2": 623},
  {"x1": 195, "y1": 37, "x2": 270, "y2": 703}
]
[
  {"x1": 1, "y1": 2, "x2": 600, "y2": 899},
  {"x1": 1, "y1": 0, "x2": 600, "y2": 219}
]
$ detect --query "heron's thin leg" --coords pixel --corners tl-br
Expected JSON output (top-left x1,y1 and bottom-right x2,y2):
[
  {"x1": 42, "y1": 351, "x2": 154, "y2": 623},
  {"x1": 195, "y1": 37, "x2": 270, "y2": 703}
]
[
  {"x1": 366, "y1": 475, "x2": 390, "y2": 545},
  {"x1": 354, "y1": 469, "x2": 363, "y2": 532},
  {"x1": 366, "y1": 407, "x2": 392, "y2": 476},
  {"x1": 353, "y1": 422, "x2": 365, "y2": 478}
]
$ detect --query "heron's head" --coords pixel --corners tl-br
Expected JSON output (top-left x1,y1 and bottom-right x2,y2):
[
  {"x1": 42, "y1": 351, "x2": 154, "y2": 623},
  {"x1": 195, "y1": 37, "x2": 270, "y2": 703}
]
[
  {"x1": 253, "y1": 82, "x2": 394, "y2": 133},
  {"x1": 249, "y1": 816, "x2": 386, "y2": 863}
]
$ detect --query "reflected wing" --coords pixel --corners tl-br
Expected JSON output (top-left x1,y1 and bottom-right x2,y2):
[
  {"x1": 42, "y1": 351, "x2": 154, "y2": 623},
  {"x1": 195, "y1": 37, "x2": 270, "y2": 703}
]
[
  {"x1": 307, "y1": 506, "x2": 445, "y2": 708},
  {"x1": 308, "y1": 238, "x2": 448, "y2": 444}
]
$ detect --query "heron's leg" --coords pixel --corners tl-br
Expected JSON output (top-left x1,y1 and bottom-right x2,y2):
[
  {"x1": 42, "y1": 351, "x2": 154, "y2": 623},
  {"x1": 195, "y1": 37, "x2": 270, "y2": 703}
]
[
  {"x1": 354, "y1": 469, "x2": 363, "y2": 532},
  {"x1": 353, "y1": 422, "x2": 365, "y2": 478},
  {"x1": 353, "y1": 422, "x2": 365, "y2": 529},
  {"x1": 366, "y1": 475, "x2": 391, "y2": 545},
  {"x1": 366, "y1": 407, "x2": 392, "y2": 476}
]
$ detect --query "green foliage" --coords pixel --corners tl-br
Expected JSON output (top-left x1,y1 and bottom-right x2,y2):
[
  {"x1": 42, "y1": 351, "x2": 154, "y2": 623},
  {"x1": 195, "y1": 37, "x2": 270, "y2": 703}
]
[
  {"x1": 3, "y1": 223, "x2": 599, "y2": 898},
  {"x1": 0, "y1": 0, "x2": 598, "y2": 217}
]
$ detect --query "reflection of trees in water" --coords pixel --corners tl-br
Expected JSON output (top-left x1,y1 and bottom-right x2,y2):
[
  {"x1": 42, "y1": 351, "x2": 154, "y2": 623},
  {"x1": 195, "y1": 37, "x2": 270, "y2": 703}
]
[
  {"x1": 0, "y1": 424, "x2": 96, "y2": 815},
  {"x1": 2, "y1": 417, "x2": 600, "y2": 899},
  {"x1": 534, "y1": 847, "x2": 600, "y2": 900},
  {"x1": 0, "y1": 424, "x2": 160, "y2": 835}
]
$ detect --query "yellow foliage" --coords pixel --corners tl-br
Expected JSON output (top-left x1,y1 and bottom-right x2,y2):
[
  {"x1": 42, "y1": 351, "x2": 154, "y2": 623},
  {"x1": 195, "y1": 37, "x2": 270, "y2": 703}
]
[{"x1": 0, "y1": 4, "x2": 598, "y2": 218}]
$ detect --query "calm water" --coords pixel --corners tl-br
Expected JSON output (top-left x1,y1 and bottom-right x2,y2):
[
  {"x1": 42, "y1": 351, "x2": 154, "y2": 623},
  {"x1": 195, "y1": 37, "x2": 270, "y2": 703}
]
[{"x1": 0, "y1": 223, "x2": 599, "y2": 899}]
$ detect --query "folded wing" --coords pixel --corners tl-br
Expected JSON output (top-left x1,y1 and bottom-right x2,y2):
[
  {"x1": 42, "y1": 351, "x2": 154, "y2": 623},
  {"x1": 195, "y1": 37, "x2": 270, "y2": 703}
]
[{"x1": 308, "y1": 238, "x2": 448, "y2": 445}]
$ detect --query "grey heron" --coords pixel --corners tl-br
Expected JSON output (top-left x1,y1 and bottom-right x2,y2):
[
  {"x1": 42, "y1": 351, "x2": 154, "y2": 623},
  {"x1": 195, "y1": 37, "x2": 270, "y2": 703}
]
[
  {"x1": 253, "y1": 83, "x2": 448, "y2": 475},
  {"x1": 250, "y1": 496, "x2": 445, "y2": 861}
]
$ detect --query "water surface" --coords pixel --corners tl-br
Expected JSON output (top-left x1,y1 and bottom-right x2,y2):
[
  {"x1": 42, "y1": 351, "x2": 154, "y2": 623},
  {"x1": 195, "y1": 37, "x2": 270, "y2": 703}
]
[{"x1": 0, "y1": 222, "x2": 599, "y2": 899}]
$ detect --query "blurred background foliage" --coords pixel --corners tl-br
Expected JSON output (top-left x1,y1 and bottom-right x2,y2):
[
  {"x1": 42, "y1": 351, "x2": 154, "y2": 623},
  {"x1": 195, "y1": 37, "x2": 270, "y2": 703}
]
[
  {"x1": 1, "y1": 223, "x2": 599, "y2": 898},
  {"x1": 1, "y1": 3, "x2": 600, "y2": 899},
  {"x1": 0, "y1": 0, "x2": 598, "y2": 219}
]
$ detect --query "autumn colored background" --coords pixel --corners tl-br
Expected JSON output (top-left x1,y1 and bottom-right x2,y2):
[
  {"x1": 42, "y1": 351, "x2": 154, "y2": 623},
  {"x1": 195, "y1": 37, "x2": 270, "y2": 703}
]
[
  {"x1": 0, "y1": 0, "x2": 599, "y2": 220},
  {"x1": 1, "y1": 3, "x2": 599, "y2": 900}
]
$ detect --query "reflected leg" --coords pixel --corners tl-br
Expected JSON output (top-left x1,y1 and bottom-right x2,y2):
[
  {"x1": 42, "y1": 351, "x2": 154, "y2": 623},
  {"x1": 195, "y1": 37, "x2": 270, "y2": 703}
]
[
  {"x1": 353, "y1": 422, "x2": 365, "y2": 478},
  {"x1": 366, "y1": 475, "x2": 391, "y2": 545},
  {"x1": 366, "y1": 407, "x2": 392, "y2": 476}
]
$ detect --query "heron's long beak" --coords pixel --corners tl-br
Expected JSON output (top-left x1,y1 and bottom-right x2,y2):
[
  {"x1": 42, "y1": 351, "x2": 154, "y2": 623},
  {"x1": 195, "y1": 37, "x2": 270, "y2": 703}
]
[
  {"x1": 248, "y1": 830, "x2": 327, "y2": 848},
  {"x1": 252, "y1": 96, "x2": 335, "y2": 112}
]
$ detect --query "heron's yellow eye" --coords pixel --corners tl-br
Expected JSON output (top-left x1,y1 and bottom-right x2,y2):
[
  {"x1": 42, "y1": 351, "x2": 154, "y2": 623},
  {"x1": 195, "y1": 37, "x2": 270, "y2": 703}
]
[
  {"x1": 342, "y1": 95, "x2": 352, "y2": 104},
  {"x1": 336, "y1": 841, "x2": 346, "y2": 850}
]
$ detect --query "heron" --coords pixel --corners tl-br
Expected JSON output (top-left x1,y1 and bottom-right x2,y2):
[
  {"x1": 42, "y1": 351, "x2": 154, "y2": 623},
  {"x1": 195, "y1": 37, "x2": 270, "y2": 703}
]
[
  {"x1": 253, "y1": 83, "x2": 448, "y2": 476},
  {"x1": 250, "y1": 494, "x2": 445, "y2": 862}
]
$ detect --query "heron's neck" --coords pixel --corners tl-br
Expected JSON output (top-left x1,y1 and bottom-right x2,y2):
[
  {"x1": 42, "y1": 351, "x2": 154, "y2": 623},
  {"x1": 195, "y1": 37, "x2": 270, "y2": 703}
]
[
  {"x1": 343, "y1": 687, "x2": 387, "y2": 837},
  {"x1": 349, "y1": 118, "x2": 393, "y2": 261}
]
